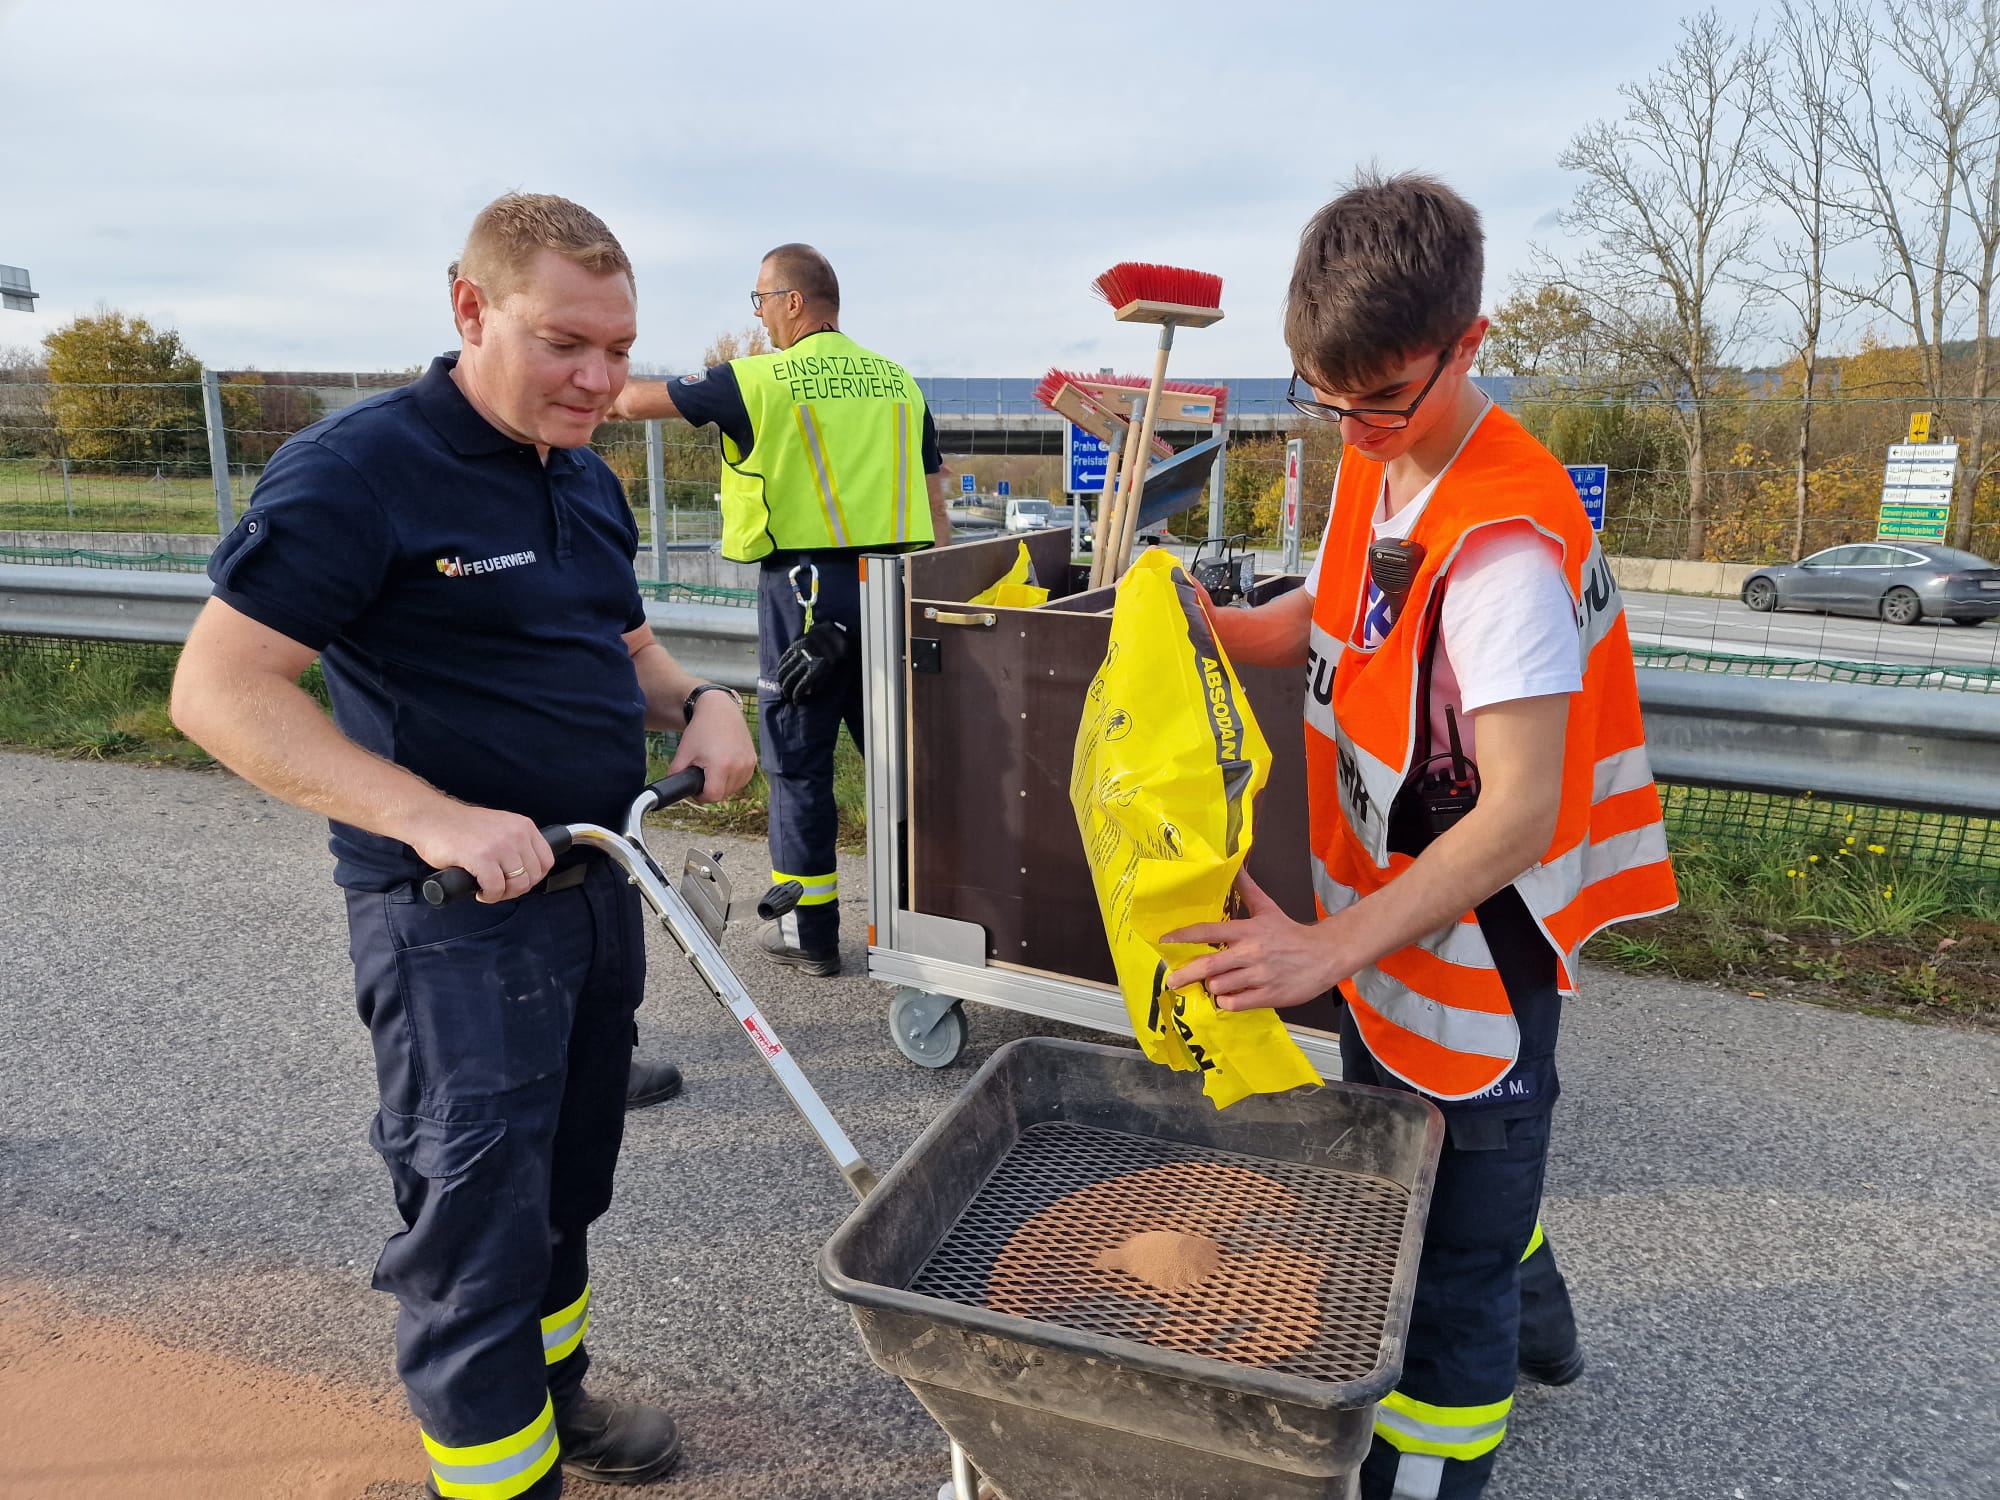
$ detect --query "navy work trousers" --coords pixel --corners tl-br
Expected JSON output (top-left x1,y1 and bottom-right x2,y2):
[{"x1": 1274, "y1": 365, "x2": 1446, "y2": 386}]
[
  {"x1": 1342, "y1": 892, "x2": 1580, "y2": 1500},
  {"x1": 345, "y1": 856, "x2": 644, "y2": 1498},
  {"x1": 757, "y1": 553, "x2": 864, "y2": 951}
]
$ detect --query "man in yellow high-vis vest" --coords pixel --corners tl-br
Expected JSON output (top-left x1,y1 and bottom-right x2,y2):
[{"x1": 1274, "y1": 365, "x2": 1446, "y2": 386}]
[{"x1": 614, "y1": 243, "x2": 949, "y2": 976}]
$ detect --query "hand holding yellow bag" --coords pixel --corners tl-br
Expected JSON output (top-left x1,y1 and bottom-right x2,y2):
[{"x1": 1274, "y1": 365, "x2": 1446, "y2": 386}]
[{"x1": 1069, "y1": 550, "x2": 1322, "y2": 1108}]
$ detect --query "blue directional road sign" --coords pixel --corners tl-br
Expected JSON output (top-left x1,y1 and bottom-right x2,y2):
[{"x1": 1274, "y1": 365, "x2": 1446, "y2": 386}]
[
  {"x1": 960, "y1": 473, "x2": 976, "y2": 495},
  {"x1": 1066, "y1": 423, "x2": 1111, "y2": 494},
  {"x1": 997, "y1": 480, "x2": 1011, "y2": 498},
  {"x1": 1566, "y1": 465, "x2": 1608, "y2": 531}
]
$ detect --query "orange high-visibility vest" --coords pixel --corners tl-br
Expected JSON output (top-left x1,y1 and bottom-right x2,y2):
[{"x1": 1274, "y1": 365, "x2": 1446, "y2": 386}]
[{"x1": 1304, "y1": 406, "x2": 1677, "y2": 1100}]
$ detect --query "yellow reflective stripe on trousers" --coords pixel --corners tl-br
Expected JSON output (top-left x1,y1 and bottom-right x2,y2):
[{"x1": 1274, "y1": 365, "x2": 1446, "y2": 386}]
[
  {"x1": 1522, "y1": 1219, "x2": 1546, "y2": 1261},
  {"x1": 541, "y1": 1282, "x2": 591, "y2": 1365},
  {"x1": 772, "y1": 868, "x2": 838, "y2": 907},
  {"x1": 893, "y1": 402, "x2": 911, "y2": 544},
  {"x1": 792, "y1": 405, "x2": 851, "y2": 547},
  {"x1": 1374, "y1": 1388, "x2": 1512, "y2": 1461},
  {"x1": 424, "y1": 1394, "x2": 559, "y2": 1499}
]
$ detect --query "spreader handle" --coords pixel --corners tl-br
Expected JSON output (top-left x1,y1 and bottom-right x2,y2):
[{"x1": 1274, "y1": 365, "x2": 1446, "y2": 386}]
[{"x1": 421, "y1": 825, "x2": 574, "y2": 907}]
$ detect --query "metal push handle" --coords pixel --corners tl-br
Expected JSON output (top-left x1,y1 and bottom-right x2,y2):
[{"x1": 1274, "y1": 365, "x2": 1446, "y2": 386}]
[
  {"x1": 420, "y1": 825, "x2": 575, "y2": 907},
  {"x1": 421, "y1": 767, "x2": 707, "y2": 907}
]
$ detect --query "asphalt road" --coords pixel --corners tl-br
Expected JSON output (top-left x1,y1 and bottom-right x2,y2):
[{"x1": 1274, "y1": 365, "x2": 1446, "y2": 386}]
[
  {"x1": 2, "y1": 751, "x2": 1996, "y2": 1500},
  {"x1": 1621, "y1": 589, "x2": 2000, "y2": 670}
]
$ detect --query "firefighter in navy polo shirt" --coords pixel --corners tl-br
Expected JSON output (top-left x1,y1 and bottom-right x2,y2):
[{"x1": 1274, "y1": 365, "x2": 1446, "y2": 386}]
[
  {"x1": 172, "y1": 194, "x2": 757, "y2": 1499},
  {"x1": 612, "y1": 243, "x2": 951, "y2": 977}
]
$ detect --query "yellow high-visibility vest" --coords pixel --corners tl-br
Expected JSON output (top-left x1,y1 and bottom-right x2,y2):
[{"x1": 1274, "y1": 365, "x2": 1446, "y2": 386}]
[{"x1": 720, "y1": 331, "x2": 933, "y2": 561}]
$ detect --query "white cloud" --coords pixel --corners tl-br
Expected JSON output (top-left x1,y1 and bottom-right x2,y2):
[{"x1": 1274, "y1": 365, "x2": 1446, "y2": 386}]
[{"x1": 0, "y1": 0, "x2": 1769, "y2": 372}]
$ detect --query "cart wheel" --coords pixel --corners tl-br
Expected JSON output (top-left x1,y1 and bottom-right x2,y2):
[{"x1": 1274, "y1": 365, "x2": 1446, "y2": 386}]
[{"x1": 889, "y1": 990, "x2": 969, "y2": 1068}]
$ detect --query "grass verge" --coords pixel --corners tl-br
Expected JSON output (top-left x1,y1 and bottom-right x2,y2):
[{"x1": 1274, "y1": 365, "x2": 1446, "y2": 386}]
[
  {"x1": 5, "y1": 635, "x2": 1993, "y2": 1025},
  {"x1": 1584, "y1": 830, "x2": 2000, "y2": 1025}
]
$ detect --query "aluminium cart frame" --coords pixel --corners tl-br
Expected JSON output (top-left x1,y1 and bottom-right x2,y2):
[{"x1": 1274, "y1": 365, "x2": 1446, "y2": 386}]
[{"x1": 860, "y1": 541, "x2": 1343, "y2": 1075}]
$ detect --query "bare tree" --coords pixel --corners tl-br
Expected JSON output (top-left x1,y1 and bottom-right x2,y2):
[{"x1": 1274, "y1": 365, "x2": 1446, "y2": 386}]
[
  {"x1": 1755, "y1": 0, "x2": 1860, "y2": 559},
  {"x1": 1829, "y1": 0, "x2": 1998, "y2": 543},
  {"x1": 1535, "y1": 9, "x2": 1767, "y2": 560},
  {"x1": 1952, "y1": 7, "x2": 2000, "y2": 547}
]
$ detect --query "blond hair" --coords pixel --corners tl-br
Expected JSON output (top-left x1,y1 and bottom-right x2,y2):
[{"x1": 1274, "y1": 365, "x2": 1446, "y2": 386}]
[{"x1": 456, "y1": 193, "x2": 633, "y2": 303}]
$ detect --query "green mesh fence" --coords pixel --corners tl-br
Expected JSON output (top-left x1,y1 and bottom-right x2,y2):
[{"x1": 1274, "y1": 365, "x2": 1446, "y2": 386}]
[
  {"x1": 0, "y1": 545, "x2": 211, "y2": 572},
  {"x1": 636, "y1": 579, "x2": 756, "y2": 607},
  {"x1": 1661, "y1": 785, "x2": 2000, "y2": 884},
  {"x1": 1634, "y1": 643, "x2": 2000, "y2": 693}
]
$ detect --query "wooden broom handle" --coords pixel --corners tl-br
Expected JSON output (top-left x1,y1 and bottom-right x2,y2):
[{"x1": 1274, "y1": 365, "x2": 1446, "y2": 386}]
[
  {"x1": 1088, "y1": 422, "x2": 1126, "y2": 590},
  {"x1": 1111, "y1": 331, "x2": 1175, "y2": 578}
]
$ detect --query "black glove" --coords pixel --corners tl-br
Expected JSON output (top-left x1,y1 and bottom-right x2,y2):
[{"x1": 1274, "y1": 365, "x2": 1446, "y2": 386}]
[{"x1": 775, "y1": 620, "x2": 852, "y2": 703}]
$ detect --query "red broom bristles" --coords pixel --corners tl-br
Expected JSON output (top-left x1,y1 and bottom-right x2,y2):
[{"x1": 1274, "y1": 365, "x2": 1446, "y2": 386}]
[
  {"x1": 1032, "y1": 368, "x2": 1083, "y2": 411},
  {"x1": 1090, "y1": 261, "x2": 1224, "y2": 312},
  {"x1": 1036, "y1": 369, "x2": 1228, "y2": 421}
]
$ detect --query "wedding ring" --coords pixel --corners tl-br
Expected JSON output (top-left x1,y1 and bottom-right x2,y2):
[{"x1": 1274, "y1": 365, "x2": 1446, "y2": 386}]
[{"x1": 505, "y1": 866, "x2": 527, "y2": 879}]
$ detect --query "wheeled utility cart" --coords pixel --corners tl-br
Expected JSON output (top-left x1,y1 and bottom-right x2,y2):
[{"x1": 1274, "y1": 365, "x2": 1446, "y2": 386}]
[{"x1": 861, "y1": 529, "x2": 1345, "y2": 1069}]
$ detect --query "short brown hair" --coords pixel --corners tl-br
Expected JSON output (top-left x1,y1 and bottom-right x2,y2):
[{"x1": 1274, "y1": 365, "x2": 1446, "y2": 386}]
[
  {"x1": 762, "y1": 242, "x2": 839, "y2": 312},
  {"x1": 1283, "y1": 171, "x2": 1482, "y2": 391},
  {"x1": 457, "y1": 193, "x2": 633, "y2": 303}
]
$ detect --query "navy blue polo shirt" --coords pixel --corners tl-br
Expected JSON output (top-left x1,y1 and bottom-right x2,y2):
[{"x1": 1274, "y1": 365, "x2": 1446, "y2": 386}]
[{"x1": 208, "y1": 353, "x2": 649, "y2": 891}]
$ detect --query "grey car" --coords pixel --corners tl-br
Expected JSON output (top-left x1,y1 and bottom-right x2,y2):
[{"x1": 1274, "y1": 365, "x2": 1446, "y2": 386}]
[{"x1": 1740, "y1": 542, "x2": 2000, "y2": 626}]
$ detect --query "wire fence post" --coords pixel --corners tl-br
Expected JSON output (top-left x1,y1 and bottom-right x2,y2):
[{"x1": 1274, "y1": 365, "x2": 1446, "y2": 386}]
[
  {"x1": 200, "y1": 370, "x2": 235, "y2": 533},
  {"x1": 645, "y1": 419, "x2": 667, "y2": 582}
]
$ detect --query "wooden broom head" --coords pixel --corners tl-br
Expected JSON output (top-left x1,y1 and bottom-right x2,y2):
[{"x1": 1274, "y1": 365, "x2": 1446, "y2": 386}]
[
  {"x1": 1091, "y1": 262, "x2": 1225, "y2": 327},
  {"x1": 1033, "y1": 368, "x2": 1173, "y2": 455}
]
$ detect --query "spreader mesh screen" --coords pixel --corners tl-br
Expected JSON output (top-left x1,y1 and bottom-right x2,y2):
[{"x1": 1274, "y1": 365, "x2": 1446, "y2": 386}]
[{"x1": 908, "y1": 1121, "x2": 1408, "y2": 1383}]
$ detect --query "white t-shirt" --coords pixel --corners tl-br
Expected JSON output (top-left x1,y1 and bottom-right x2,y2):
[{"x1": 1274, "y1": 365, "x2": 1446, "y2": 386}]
[{"x1": 1303, "y1": 409, "x2": 1582, "y2": 761}]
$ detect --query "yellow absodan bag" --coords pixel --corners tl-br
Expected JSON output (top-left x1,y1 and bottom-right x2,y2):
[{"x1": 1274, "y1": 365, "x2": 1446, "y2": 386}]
[{"x1": 1070, "y1": 550, "x2": 1323, "y2": 1108}]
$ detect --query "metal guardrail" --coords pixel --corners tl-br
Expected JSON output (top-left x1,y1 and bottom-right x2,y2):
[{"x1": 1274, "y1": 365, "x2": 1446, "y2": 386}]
[
  {"x1": 5, "y1": 562, "x2": 1997, "y2": 818},
  {"x1": 1634, "y1": 668, "x2": 2000, "y2": 819},
  {"x1": 0, "y1": 562, "x2": 760, "y2": 689}
]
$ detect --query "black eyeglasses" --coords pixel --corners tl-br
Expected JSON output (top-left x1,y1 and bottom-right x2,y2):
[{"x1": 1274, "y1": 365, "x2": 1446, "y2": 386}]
[
  {"x1": 1287, "y1": 344, "x2": 1455, "y2": 429},
  {"x1": 749, "y1": 288, "x2": 796, "y2": 312}
]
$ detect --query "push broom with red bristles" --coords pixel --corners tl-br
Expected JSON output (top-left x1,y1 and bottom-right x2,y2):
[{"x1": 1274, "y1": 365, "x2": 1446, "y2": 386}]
[{"x1": 1086, "y1": 262, "x2": 1225, "y2": 586}]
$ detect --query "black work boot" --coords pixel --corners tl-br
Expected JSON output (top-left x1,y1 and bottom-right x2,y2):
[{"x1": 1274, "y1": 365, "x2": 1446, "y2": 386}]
[
  {"x1": 624, "y1": 1058, "x2": 684, "y2": 1110},
  {"x1": 556, "y1": 1391, "x2": 683, "y2": 1486},
  {"x1": 757, "y1": 922, "x2": 841, "y2": 977},
  {"x1": 1518, "y1": 1345, "x2": 1587, "y2": 1386}
]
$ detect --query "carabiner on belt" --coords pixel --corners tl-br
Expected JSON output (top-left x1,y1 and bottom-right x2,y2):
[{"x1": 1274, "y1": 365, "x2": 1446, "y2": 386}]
[{"x1": 788, "y1": 561, "x2": 820, "y2": 633}]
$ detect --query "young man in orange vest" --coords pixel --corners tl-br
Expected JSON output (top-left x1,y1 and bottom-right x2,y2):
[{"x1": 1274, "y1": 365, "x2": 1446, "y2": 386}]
[{"x1": 1167, "y1": 173, "x2": 1677, "y2": 1499}]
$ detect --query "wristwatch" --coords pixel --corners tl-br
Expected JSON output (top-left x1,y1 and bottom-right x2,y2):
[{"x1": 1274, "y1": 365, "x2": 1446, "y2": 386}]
[{"x1": 681, "y1": 682, "x2": 743, "y2": 725}]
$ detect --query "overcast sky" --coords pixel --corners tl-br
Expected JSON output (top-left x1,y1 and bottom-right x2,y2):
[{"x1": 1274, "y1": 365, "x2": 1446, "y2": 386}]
[{"x1": 1, "y1": 0, "x2": 1773, "y2": 377}]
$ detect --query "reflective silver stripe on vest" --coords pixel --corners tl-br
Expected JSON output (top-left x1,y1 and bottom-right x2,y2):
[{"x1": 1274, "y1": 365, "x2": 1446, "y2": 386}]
[
  {"x1": 1314, "y1": 864, "x2": 1496, "y2": 969},
  {"x1": 1304, "y1": 619, "x2": 1344, "y2": 741},
  {"x1": 893, "y1": 402, "x2": 910, "y2": 544},
  {"x1": 1592, "y1": 743, "x2": 1657, "y2": 803},
  {"x1": 1350, "y1": 963, "x2": 1518, "y2": 1060},
  {"x1": 1514, "y1": 821, "x2": 1672, "y2": 920},
  {"x1": 1311, "y1": 862, "x2": 1359, "y2": 917},
  {"x1": 1330, "y1": 720, "x2": 1403, "y2": 867},
  {"x1": 794, "y1": 406, "x2": 849, "y2": 547},
  {"x1": 1575, "y1": 537, "x2": 1624, "y2": 656}
]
